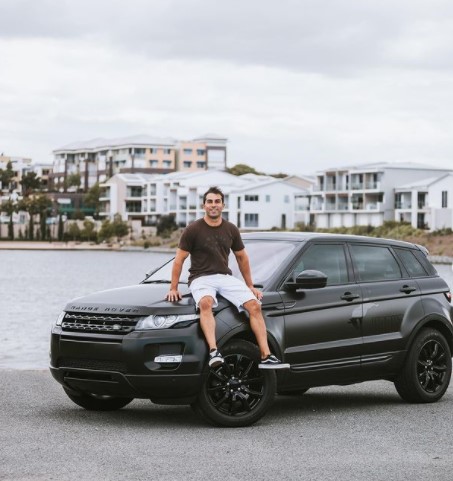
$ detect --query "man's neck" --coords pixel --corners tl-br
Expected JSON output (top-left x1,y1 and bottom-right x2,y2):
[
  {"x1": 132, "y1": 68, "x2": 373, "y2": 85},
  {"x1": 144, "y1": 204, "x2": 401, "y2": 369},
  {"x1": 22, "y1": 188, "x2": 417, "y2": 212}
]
[{"x1": 203, "y1": 215, "x2": 223, "y2": 227}]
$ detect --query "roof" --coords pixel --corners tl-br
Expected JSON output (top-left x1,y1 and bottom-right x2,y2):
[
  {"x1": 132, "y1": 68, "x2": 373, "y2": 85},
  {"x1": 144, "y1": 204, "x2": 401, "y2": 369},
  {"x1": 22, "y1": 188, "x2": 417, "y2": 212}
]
[
  {"x1": 395, "y1": 174, "x2": 451, "y2": 190},
  {"x1": 319, "y1": 161, "x2": 453, "y2": 174},
  {"x1": 241, "y1": 231, "x2": 423, "y2": 249},
  {"x1": 54, "y1": 135, "x2": 178, "y2": 153}
]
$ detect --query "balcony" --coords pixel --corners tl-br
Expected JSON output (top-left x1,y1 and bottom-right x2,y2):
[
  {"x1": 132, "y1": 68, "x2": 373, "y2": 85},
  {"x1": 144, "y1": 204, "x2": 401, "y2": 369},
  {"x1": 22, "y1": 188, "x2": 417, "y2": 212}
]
[
  {"x1": 395, "y1": 202, "x2": 412, "y2": 209},
  {"x1": 351, "y1": 183, "x2": 364, "y2": 190}
]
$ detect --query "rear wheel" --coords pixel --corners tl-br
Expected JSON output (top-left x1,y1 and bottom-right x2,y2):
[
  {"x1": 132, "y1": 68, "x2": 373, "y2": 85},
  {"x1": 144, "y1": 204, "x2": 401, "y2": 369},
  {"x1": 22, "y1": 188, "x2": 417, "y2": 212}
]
[
  {"x1": 192, "y1": 340, "x2": 276, "y2": 427},
  {"x1": 63, "y1": 389, "x2": 134, "y2": 411},
  {"x1": 394, "y1": 328, "x2": 452, "y2": 403}
]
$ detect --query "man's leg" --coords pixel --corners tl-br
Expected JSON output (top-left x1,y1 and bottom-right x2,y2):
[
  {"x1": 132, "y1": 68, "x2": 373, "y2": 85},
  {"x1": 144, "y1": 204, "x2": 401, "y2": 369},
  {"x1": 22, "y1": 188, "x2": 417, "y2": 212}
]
[
  {"x1": 243, "y1": 299, "x2": 271, "y2": 359},
  {"x1": 198, "y1": 295, "x2": 217, "y2": 350}
]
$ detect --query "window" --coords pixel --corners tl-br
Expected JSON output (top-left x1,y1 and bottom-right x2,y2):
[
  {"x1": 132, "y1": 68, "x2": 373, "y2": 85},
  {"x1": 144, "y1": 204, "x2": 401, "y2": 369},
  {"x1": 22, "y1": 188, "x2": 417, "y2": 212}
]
[
  {"x1": 197, "y1": 149, "x2": 206, "y2": 156},
  {"x1": 196, "y1": 161, "x2": 206, "y2": 168},
  {"x1": 183, "y1": 149, "x2": 193, "y2": 155},
  {"x1": 245, "y1": 195, "x2": 259, "y2": 202},
  {"x1": 163, "y1": 160, "x2": 172, "y2": 168},
  {"x1": 350, "y1": 245, "x2": 402, "y2": 282},
  {"x1": 394, "y1": 248, "x2": 428, "y2": 277},
  {"x1": 150, "y1": 160, "x2": 158, "y2": 167},
  {"x1": 294, "y1": 244, "x2": 348, "y2": 286},
  {"x1": 183, "y1": 161, "x2": 192, "y2": 168},
  {"x1": 164, "y1": 148, "x2": 171, "y2": 155},
  {"x1": 266, "y1": 195, "x2": 271, "y2": 202},
  {"x1": 134, "y1": 148, "x2": 146, "y2": 157},
  {"x1": 284, "y1": 195, "x2": 290, "y2": 203},
  {"x1": 442, "y1": 191, "x2": 448, "y2": 208},
  {"x1": 149, "y1": 148, "x2": 156, "y2": 154},
  {"x1": 244, "y1": 213, "x2": 259, "y2": 227}
]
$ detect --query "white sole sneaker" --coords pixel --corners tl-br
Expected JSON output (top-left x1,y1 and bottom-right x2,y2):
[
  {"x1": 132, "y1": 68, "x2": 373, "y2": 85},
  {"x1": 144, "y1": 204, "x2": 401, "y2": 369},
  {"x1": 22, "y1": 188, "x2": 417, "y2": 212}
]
[{"x1": 259, "y1": 362, "x2": 290, "y2": 369}]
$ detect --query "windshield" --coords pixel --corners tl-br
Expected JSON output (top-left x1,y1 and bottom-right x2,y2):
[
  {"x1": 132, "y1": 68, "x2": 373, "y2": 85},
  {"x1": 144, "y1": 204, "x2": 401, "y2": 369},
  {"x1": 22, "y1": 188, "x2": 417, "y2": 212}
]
[{"x1": 143, "y1": 240, "x2": 299, "y2": 286}]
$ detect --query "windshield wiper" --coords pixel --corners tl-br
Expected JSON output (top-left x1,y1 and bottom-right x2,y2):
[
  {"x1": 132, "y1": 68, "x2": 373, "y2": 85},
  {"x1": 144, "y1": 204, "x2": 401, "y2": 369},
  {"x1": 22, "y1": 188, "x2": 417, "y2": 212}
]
[{"x1": 145, "y1": 280, "x2": 171, "y2": 284}]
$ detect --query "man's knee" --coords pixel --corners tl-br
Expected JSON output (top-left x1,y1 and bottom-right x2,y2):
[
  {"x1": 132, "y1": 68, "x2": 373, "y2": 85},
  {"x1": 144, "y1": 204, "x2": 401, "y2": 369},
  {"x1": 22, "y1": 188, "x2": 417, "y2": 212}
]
[
  {"x1": 198, "y1": 296, "x2": 215, "y2": 311},
  {"x1": 243, "y1": 299, "x2": 261, "y2": 315}
]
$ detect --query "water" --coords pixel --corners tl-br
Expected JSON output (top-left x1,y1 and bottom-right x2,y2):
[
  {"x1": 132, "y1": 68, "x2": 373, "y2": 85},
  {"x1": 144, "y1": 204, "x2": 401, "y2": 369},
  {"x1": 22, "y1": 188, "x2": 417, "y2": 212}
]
[
  {"x1": 1, "y1": 250, "x2": 452, "y2": 369},
  {"x1": 0, "y1": 250, "x2": 173, "y2": 369}
]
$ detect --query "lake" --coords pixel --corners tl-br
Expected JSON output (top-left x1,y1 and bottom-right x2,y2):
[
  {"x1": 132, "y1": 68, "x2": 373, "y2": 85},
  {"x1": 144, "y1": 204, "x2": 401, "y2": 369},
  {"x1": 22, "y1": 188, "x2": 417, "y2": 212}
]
[{"x1": 1, "y1": 250, "x2": 452, "y2": 369}]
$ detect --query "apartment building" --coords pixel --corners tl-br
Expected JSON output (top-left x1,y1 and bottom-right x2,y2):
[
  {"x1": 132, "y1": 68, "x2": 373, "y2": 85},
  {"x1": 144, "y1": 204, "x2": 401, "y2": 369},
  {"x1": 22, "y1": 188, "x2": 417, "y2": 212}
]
[
  {"x1": 309, "y1": 162, "x2": 452, "y2": 229},
  {"x1": 0, "y1": 155, "x2": 33, "y2": 193},
  {"x1": 51, "y1": 134, "x2": 227, "y2": 193},
  {"x1": 99, "y1": 170, "x2": 307, "y2": 230},
  {"x1": 395, "y1": 173, "x2": 453, "y2": 230}
]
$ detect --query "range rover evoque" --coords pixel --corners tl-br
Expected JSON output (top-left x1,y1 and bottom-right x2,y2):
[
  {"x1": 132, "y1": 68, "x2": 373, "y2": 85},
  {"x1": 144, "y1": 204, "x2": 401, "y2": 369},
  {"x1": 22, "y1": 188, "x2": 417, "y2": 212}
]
[{"x1": 50, "y1": 232, "x2": 453, "y2": 427}]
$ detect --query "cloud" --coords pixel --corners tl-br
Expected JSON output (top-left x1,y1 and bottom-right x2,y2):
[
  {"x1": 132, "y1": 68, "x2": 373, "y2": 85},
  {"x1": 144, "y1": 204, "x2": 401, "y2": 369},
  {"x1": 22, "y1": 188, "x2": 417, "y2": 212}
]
[{"x1": 1, "y1": 0, "x2": 453, "y2": 172}]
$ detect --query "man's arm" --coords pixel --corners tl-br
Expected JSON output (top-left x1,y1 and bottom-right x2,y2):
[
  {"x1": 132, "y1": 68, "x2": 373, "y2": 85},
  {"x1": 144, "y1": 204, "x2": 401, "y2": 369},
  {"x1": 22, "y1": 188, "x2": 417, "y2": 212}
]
[
  {"x1": 233, "y1": 248, "x2": 263, "y2": 300},
  {"x1": 166, "y1": 248, "x2": 190, "y2": 301}
]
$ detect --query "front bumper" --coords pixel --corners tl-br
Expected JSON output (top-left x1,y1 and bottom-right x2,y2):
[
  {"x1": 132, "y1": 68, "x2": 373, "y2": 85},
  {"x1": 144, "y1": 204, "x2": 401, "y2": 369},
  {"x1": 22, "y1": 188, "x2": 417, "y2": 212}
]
[{"x1": 49, "y1": 323, "x2": 207, "y2": 403}]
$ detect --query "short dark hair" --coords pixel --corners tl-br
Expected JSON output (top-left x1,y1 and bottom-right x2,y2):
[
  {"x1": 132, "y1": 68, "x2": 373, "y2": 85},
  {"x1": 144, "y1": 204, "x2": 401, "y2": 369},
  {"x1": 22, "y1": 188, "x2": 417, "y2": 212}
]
[{"x1": 203, "y1": 186, "x2": 224, "y2": 204}]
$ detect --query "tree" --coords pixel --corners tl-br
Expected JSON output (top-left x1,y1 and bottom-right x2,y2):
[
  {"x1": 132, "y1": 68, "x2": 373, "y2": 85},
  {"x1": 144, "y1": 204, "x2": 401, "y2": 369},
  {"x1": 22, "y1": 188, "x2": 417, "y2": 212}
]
[
  {"x1": 2, "y1": 199, "x2": 17, "y2": 240},
  {"x1": 66, "y1": 173, "x2": 82, "y2": 191},
  {"x1": 81, "y1": 219, "x2": 97, "y2": 242},
  {"x1": 65, "y1": 222, "x2": 81, "y2": 242},
  {"x1": 156, "y1": 214, "x2": 178, "y2": 238},
  {"x1": 35, "y1": 194, "x2": 53, "y2": 240},
  {"x1": 20, "y1": 172, "x2": 42, "y2": 197},
  {"x1": 98, "y1": 219, "x2": 114, "y2": 242},
  {"x1": 227, "y1": 163, "x2": 261, "y2": 176},
  {"x1": 83, "y1": 183, "x2": 101, "y2": 218},
  {"x1": 18, "y1": 196, "x2": 40, "y2": 240},
  {"x1": 112, "y1": 214, "x2": 129, "y2": 240},
  {"x1": 0, "y1": 161, "x2": 15, "y2": 191}
]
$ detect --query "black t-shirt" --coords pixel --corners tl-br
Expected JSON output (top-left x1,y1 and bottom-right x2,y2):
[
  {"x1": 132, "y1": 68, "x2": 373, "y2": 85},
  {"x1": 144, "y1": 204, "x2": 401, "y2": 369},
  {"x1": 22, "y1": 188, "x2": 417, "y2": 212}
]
[{"x1": 178, "y1": 218, "x2": 245, "y2": 284}]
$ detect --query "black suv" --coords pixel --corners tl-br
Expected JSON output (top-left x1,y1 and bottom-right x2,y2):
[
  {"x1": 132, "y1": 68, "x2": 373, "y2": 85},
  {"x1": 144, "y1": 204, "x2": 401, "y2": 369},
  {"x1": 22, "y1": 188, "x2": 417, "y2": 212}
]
[{"x1": 50, "y1": 232, "x2": 453, "y2": 426}]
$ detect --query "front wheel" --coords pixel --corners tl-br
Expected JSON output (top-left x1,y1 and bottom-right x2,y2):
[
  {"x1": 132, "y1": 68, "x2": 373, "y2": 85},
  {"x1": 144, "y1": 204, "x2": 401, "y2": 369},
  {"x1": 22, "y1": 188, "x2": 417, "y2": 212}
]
[
  {"x1": 192, "y1": 340, "x2": 277, "y2": 427},
  {"x1": 394, "y1": 328, "x2": 452, "y2": 403},
  {"x1": 63, "y1": 388, "x2": 134, "y2": 411}
]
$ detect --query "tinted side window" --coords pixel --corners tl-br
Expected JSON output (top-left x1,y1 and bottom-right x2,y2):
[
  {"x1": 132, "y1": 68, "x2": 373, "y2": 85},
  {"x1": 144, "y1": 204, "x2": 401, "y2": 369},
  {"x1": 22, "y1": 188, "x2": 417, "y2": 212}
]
[
  {"x1": 350, "y1": 244, "x2": 402, "y2": 282},
  {"x1": 295, "y1": 244, "x2": 348, "y2": 286},
  {"x1": 413, "y1": 250, "x2": 438, "y2": 276},
  {"x1": 394, "y1": 248, "x2": 428, "y2": 277}
]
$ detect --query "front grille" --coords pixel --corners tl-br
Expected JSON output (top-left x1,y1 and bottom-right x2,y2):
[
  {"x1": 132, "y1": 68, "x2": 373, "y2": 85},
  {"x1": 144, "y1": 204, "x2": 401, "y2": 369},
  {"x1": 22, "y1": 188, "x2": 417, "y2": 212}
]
[
  {"x1": 61, "y1": 312, "x2": 142, "y2": 335},
  {"x1": 58, "y1": 357, "x2": 127, "y2": 373}
]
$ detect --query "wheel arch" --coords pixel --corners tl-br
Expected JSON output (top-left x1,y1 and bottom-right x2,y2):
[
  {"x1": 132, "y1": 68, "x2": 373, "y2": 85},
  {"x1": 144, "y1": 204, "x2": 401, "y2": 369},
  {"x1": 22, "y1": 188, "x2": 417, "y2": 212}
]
[
  {"x1": 218, "y1": 326, "x2": 282, "y2": 359},
  {"x1": 407, "y1": 315, "x2": 453, "y2": 354}
]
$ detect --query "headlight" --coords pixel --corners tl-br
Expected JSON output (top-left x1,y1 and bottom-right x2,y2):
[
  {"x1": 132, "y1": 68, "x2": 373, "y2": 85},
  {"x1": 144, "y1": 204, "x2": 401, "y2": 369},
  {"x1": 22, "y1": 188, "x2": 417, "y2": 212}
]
[
  {"x1": 55, "y1": 311, "x2": 66, "y2": 326},
  {"x1": 136, "y1": 313, "x2": 199, "y2": 330}
]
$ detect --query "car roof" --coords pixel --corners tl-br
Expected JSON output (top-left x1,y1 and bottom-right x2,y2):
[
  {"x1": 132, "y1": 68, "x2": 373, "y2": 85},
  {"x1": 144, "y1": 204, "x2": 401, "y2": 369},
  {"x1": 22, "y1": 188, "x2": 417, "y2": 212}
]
[{"x1": 240, "y1": 231, "x2": 424, "y2": 250}]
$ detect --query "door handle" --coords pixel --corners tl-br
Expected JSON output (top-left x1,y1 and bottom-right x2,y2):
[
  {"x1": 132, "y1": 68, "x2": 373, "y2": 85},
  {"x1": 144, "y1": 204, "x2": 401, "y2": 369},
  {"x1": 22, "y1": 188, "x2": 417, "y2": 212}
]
[
  {"x1": 400, "y1": 285, "x2": 417, "y2": 294},
  {"x1": 341, "y1": 292, "x2": 360, "y2": 301}
]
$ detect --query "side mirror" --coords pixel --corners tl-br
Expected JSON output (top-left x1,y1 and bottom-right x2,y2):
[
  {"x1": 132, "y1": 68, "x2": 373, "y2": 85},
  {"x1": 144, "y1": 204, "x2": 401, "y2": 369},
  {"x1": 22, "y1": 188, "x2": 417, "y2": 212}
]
[{"x1": 284, "y1": 270, "x2": 328, "y2": 290}]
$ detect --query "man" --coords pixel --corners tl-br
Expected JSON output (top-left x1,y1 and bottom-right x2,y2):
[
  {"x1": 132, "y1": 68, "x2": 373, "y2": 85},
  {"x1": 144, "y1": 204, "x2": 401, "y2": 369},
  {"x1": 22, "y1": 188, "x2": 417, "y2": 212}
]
[{"x1": 166, "y1": 186, "x2": 289, "y2": 370}]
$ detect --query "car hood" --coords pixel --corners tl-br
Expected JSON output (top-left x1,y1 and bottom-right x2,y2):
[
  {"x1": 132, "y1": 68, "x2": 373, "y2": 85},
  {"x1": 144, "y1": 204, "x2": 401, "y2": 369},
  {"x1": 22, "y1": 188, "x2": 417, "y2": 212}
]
[{"x1": 64, "y1": 283, "x2": 230, "y2": 316}]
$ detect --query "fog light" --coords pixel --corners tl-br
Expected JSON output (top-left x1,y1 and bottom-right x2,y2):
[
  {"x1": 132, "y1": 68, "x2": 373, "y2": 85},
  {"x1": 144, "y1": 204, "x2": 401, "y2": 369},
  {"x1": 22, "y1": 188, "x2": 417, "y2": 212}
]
[{"x1": 154, "y1": 355, "x2": 182, "y2": 363}]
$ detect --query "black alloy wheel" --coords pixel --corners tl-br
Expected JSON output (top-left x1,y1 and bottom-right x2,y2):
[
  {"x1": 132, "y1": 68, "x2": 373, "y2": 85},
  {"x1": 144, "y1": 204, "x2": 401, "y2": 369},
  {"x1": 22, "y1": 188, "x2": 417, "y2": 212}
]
[
  {"x1": 193, "y1": 340, "x2": 276, "y2": 427},
  {"x1": 395, "y1": 328, "x2": 452, "y2": 403},
  {"x1": 417, "y1": 339, "x2": 448, "y2": 393}
]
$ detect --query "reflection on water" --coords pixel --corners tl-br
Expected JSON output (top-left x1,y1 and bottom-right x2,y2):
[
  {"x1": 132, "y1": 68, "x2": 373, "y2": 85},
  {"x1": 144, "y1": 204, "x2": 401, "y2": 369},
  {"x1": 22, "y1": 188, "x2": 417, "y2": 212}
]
[
  {"x1": 0, "y1": 250, "x2": 173, "y2": 369},
  {"x1": 1, "y1": 250, "x2": 452, "y2": 369}
]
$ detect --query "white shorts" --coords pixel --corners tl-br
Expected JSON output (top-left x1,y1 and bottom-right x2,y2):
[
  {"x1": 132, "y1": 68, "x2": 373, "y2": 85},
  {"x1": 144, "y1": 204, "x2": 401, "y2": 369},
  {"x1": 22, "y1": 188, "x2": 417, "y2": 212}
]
[{"x1": 190, "y1": 274, "x2": 259, "y2": 312}]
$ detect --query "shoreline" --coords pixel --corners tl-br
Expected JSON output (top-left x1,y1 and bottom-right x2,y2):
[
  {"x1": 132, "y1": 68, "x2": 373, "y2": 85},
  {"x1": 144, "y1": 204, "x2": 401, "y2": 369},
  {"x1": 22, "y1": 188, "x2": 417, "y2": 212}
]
[{"x1": 0, "y1": 240, "x2": 176, "y2": 253}]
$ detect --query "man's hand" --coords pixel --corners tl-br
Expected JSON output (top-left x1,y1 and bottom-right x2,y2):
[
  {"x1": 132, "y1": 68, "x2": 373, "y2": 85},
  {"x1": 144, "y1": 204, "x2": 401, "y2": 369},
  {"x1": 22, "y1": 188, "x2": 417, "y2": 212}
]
[
  {"x1": 250, "y1": 286, "x2": 263, "y2": 301},
  {"x1": 166, "y1": 289, "x2": 182, "y2": 302}
]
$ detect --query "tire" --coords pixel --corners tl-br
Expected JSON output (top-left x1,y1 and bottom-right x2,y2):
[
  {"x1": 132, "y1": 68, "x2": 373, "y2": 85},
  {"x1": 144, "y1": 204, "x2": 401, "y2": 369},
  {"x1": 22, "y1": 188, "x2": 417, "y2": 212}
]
[
  {"x1": 63, "y1": 388, "x2": 134, "y2": 411},
  {"x1": 394, "y1": 328, "x2": 452, "y2": 403},
  {"x1": 192, "y1": 340, "x2": 277, "y2": 427}
]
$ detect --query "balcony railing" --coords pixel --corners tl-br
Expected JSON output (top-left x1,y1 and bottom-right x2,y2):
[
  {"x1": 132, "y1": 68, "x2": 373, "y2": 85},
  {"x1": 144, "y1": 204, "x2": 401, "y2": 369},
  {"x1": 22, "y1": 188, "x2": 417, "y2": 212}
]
[{"x1": 395, "y1": 202, "x2": 412, "y2": 209}]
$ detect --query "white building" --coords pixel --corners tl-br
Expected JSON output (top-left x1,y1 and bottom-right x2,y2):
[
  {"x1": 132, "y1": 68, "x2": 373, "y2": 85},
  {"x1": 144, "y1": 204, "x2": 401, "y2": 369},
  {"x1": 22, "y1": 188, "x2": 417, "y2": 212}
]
[
  {"x1": 100, "y1": 170, "x2": 308, "y2": 230},
  {"x1": 395, "y1": 173, "x2": 453, "y2": 230},
  {"x1": 309, "y1": 162, "x2": 452, "y2": 229}
]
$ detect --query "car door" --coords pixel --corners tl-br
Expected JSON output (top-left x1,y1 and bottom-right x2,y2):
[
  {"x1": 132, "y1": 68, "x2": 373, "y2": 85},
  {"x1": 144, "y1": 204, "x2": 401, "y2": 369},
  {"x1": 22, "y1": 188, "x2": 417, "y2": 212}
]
[
  {"x1": 348, "y1": 243, "x2": 424, "y2": 377},
  {"x1": 280, "y1": 242, "x2": 363, "y2": 387}
]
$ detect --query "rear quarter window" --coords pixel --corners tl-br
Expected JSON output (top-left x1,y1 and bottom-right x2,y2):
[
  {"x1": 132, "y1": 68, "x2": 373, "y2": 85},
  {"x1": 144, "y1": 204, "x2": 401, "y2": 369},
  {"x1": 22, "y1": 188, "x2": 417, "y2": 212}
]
[{"x1": 394, "y1": 248, "x2": 428, "y2": 277}]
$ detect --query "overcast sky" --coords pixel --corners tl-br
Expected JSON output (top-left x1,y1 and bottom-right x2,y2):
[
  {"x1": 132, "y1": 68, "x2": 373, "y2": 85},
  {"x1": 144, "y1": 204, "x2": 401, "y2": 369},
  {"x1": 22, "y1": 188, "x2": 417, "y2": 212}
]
[{"x1": 1, "y1": 0, "x2": 453, "y2": 175}]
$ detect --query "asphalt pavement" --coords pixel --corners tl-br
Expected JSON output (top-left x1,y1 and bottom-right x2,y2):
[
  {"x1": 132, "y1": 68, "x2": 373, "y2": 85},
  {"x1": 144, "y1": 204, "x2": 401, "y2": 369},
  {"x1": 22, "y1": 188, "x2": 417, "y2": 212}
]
[{"x1": 1, "y1": 369, "x2": 453, "y2": 481}]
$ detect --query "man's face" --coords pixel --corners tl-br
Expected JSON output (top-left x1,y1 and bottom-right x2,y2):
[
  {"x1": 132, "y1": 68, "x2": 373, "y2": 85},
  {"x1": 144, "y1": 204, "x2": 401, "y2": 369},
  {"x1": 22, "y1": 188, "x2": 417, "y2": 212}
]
[{"x1": 203, "y1": 193, "x2": 224, "y2": 220}]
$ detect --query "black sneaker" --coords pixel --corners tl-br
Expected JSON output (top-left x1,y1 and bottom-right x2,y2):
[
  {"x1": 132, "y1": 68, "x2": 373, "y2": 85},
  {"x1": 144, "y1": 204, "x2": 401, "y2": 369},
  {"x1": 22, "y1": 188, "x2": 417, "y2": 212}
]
[
  {"x1": 259, "y1": 354, "x2": 290, "y2": 369},
  {"x1": 209, "y1": 349, "x2": 224, "y2": 368}
]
